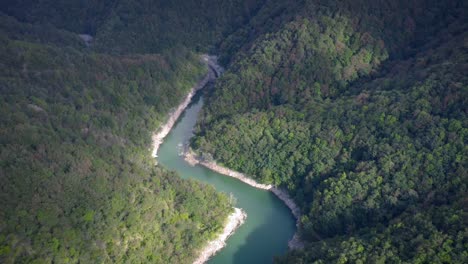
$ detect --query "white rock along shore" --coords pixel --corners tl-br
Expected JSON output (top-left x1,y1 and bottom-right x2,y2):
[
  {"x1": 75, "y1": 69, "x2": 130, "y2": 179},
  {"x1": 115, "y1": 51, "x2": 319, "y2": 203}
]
[
  {"x1": 151, "y1": 54, "x2": 302, "y2": 264},
  {"x1": 185, "y1": 151, "x2": 305, "y2": 249},
  {"x1": 151, "y1": 55, "x2": 249, "y2": 263},
  {"x1": 193, "y1": 208, "x2": 247, "y2": 264},
  {"x1": 151, "y1": 55, "x2": 222, "y2": 158}
]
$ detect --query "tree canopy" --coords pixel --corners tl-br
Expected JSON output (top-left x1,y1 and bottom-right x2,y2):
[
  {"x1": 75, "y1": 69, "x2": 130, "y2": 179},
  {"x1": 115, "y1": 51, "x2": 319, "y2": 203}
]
[{"x1": 191, "y1": 0, "x2": 468, "y2": 262}]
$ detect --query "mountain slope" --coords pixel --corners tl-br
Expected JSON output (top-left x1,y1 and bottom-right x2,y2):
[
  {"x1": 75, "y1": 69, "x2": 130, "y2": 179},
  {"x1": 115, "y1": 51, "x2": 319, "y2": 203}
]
[
  {"x1": 191, "y1": 0, "x2": 468, "y2": 262},
  {"x1": 1, "y1": 0, "x2": 265, "y2": 53},
  {"x1": 1, "y1": 0, "x2": 467, "y2": 262},
  {"x1": 0, "y1": 14, "x2": 232, "y2": 263}
]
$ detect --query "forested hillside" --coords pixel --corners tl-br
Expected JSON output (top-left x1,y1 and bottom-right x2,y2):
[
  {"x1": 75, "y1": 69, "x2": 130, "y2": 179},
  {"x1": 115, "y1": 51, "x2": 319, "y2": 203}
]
[
  {"x1": 1, "y1": 0, "x2": 264, "y2": 53},
  {"x1": 1, "y1": 0, "x2": 467, "y2": 263},
  {"x1": 192, "y1": 0, "x2": 468, "y2": 262},
  {"x1": 0, "y1": 13, "x2": 234, "y2": 263}
]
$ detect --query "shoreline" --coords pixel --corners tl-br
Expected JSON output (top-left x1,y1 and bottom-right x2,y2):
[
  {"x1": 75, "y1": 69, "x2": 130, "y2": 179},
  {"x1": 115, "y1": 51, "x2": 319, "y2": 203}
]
[
  {"x1": 152, "y1": 55, "x2": 249, "y2": 263},
  {"x1": 151, "y1": 55, "x2": 221, "y2": 158},
  {"x1": 185, "y1": 150, "x2": 304, "y2": 249},
  {"x1": 193, "y1": 208, "x2": 247, "y2": 264},
  {"x1": 151, "y1": 54, "x2": 302, "y2": 264}
]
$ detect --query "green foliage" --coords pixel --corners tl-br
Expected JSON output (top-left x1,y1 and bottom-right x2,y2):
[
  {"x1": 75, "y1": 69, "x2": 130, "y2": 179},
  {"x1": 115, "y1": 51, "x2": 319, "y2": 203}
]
[
  {"x1": 192, "y1": 0, "x2": 468, "y2": 262},
  {"x1": 93, "y1": 0, "x2": 264, "y2": 53},
  {"x1": 1, "y1": 0, "x2": 265, "y2": 54},
  {"x1": 0, "y1": 15, "x2": 232, "y2": 263},
  {"x1": 277, "y1": 208, "x2": 468, "y2": 264},
  {"x1": 204, "y1": 13, "x2": 389, "y2": 120},
  {"x1": 1, "y1": 0, "x2": 467, "y2": 262}
]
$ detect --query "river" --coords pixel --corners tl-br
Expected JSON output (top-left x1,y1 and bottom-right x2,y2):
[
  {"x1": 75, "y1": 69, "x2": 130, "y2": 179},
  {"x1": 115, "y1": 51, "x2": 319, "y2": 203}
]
[{"x1": 156, "y1": 88, "x2": 296, "y2": 263}]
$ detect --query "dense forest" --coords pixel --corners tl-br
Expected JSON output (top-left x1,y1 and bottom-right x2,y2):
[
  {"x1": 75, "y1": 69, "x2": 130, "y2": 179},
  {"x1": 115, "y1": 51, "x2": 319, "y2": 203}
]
[
  {"x1": 191, "y1": 0, "x2": 468, "y2": 263},
  {"x1": 0, "y1": 12, "x2": 236, "y2": 263},
  {"x1": 1, "y1": 0, "x2": 467, "y2": 263},
  {"x1": 1, "y1": 0, "x2": 263, "y2": 53}
]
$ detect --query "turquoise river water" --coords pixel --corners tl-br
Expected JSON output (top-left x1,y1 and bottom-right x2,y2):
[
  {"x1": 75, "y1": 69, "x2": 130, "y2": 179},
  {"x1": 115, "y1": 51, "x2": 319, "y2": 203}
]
[{"x1": 157, "y1": 92, "x2": 296, "y2": 264}]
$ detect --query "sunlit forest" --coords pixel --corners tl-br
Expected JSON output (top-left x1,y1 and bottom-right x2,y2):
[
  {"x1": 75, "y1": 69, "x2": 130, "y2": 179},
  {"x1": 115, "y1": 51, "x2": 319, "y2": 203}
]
[
  {"x1": 1, "y1": 0, "x2": 466, "y2": 263},
  {"x1": 193, "y1": 0, "x2": 467, "y2": 262},
  {"x1": 0, "y1": 9, "x2": 235, "y2": 264}
]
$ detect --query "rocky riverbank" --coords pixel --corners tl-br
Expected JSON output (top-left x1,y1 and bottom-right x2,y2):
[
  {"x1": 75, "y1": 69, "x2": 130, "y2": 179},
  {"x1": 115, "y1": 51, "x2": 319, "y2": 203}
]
[
  {"x1": 185, "y1": 150, "x2": 304, "y2": 249},
  {"x1": 151, "y1": 54, "x2": 302, "y2": 261},
  {"x1": 151, "y1": 55, "x2": 220, "y2": 158},
  {"x1": 152, "y1": 56, "x2": 249, "y2": 263},
  {"x1": 193, "y1": 208, "x2": 247, "y2": 264}
]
